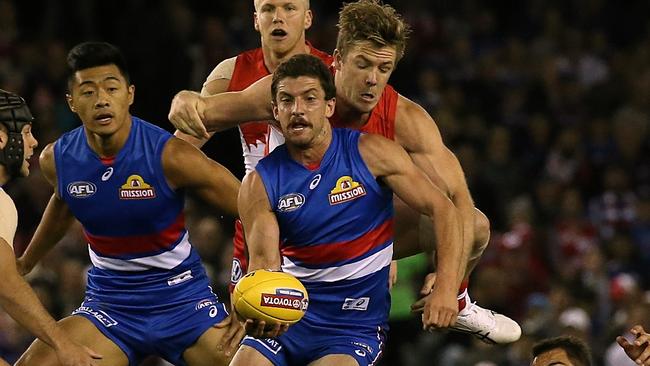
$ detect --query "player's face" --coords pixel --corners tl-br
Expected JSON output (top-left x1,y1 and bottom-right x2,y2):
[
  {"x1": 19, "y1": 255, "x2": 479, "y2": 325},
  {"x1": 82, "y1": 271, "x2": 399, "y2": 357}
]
[
  {"x1": 18, "y1": 123, "x2": 38, "y2": 177},
  {"x1": 334, "y1": 42, "x2": 396, "y2": 114},
  {"x1": 531, "y1": 349, "x2": 576, "y2": 366},
  {"x1": 254, "y1": 0, "x2": 312, "y2": 55},
  {"x1": 66, "y1": 64, "x2": 134, "y2": 138},
  {"x1": 273, "y1": 76, "x2": 335, "y2": 148}
]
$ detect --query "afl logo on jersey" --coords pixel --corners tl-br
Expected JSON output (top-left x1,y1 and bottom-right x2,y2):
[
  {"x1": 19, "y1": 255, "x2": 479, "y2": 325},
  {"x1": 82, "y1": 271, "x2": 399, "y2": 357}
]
[
  {"x1": 277, "y1": 193, "x2": 305, "y2": 212},
  {"x1": 328, "y1": 176, "x2": 366, "y2": 205},
  {"x1": 67, "y1": 181, "x2": 97, "y2": 198},
  {"x1": 119, "y1": 175, "x2": 156, "y2": 200}
]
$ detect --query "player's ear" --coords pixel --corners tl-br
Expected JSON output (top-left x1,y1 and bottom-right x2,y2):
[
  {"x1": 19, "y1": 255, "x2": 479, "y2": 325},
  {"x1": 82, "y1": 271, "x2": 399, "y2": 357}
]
[
  {"x1": 333, "y1": 50, "x2": 342, "y2": 71},
  {"x1": 66, "y1": 93, "x2": 76, "y2": 113},
  {"x1": 253, "y1": 12, "x2": 260, "y2": 32},
  {"x1": 272, "y1": 101, "x2": 279, "y2": 121},
  {"x1": 0, "y1": 127, "x2": 7, "y2": 149},
  {"x1": 325, "y1": 98, "x2": 335, "y2": 118},
  {"x1": 128, "y1": 84, "x2": 135, "y2": 106},
  {"x1": 304, "y1": 10, "x2": 312, "y2": 30}
]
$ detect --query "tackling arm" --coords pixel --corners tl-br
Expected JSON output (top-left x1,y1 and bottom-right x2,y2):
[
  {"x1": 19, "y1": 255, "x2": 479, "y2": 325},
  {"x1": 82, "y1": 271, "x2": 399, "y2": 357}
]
[
  {"x1": 237, "y1": 171, "x2": 281, "y2": 271},
  {"x1": 359, "y1": 134, "x2": 464, "y2": 328},
  {"x1": 169, "y1": 75, "x2": 274, "y2": 139},
  {"x1": 395, "y1": 96, "x2": 476, "y2": 278},
  {"x1": 173, "y1": 56, "x2": 235, "y2": 148}
]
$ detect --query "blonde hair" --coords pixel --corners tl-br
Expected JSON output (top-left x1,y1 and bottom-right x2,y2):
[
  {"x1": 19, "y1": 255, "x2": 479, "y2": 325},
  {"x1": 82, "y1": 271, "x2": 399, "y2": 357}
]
[{"x1": 336, "y1": 0, "x2": 411, "y2": 62}]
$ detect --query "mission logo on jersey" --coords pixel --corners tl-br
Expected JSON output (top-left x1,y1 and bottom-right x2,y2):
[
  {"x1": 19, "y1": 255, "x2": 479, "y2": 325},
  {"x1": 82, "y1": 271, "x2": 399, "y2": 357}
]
[
  {"x1": 328, "y1": 176, "x2": 366, "y2": 205},
  {"x1": 119, "y1": 174, "x2": 156, "y2": 200}
]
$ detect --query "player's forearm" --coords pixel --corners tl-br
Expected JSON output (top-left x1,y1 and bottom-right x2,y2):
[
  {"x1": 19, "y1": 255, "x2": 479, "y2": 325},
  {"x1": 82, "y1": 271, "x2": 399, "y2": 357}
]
[
  {"x1": 429, "y1": 201, "x2": 464, "y2": 293},
  {"x1": 452, "y1": 189, "x2": 475, "y2": 279},
  {"x1": 20, "y1": 196, "x2": 73, "y2": 269},
  {"x1": 0, "y1": 269, "x2": 66, "y2": 350},
  {"x1": 202, "y1": 92, "x2": 273, "y2": 132}
]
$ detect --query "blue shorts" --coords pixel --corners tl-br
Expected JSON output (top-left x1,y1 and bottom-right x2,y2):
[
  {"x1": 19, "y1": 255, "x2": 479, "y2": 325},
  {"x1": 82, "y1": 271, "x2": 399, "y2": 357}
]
[
  {"x1": 242, "y1": 316, "x2": 387, "y2": 366},
  {"x1": 73, "y1": 265, "x2": 228, "y2": 365}
]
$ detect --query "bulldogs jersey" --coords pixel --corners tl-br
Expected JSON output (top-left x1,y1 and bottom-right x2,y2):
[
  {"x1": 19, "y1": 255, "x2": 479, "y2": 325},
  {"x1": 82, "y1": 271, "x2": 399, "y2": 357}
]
[
  {"x1": 229, "y1": 44, "x2": 333, "y2": 290},
  {"x1": 256, "y1": 128, "x2": 394, "y2": 328},
  {"x1": 55, "y1": 117, "x2": 205, "y2": 301}
]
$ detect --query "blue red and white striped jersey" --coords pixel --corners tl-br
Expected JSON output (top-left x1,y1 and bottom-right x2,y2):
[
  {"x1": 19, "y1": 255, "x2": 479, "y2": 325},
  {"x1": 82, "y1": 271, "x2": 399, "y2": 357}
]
[
  {"x1": 255, "y1": 128, "x2": 394, "y2": 327},
  {"x1": 54, "y1": 117, "x2": 198, "y2": 275}
]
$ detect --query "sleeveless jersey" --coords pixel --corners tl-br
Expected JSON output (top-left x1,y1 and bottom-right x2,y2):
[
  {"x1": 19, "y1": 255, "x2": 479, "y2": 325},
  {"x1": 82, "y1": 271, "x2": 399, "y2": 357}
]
[
  {"x1": 229, "y1": 43, "x2": 333, "y2": 175},
  {"x1": 55, "y1": 117, "x2": 204, "y2": 303},
  {"x1": 256, "y1": 129, "x2": 394, "y2": 327},
  {"x1": 229, "y1": 44, "x2": 333, "y2": 290}
]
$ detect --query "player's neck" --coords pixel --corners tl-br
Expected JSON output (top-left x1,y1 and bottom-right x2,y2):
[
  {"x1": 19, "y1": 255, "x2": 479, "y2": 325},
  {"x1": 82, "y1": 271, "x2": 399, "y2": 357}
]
[
  {"x1": 263, "y1": 41, "x2": 310, "y2": 72},
  {"x1": 333, "y1": 97, "x2": 371, "y2": 128},
  {"x1": 287, "y1": 124, "x2": 332, "y2": 168},
  {"x1": 85, "y1": 115, "x2": 132, "y2": 158}
]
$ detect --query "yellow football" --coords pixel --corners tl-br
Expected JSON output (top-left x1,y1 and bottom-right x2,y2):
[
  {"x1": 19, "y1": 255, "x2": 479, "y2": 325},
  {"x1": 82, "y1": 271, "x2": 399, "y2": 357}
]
[{"x1": 232, "y1": 269, "x2": 309, "y2": 324}]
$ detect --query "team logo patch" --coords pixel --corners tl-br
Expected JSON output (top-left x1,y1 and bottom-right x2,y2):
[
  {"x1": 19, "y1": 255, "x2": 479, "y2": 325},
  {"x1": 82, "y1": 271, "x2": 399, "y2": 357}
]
[
  {"x1": 277, "y1": 193, "x2": 305, "y2": 212},
  {"x1": 67, "y1": 181, "x2": 97, "y2": 198},
  {"x1": 119, "y1": 175, "x2": 156, "y2": 200},
  {"x1": 328, "y1": 176, "x2": 366, "y2": 205},
  {"x1": 260, "y1": 288, "x2": 309, "y2": 311}
]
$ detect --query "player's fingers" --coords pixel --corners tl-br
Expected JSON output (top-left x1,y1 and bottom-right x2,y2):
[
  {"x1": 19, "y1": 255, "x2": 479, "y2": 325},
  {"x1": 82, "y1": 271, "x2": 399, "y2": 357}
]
[
  {"x1": 420, "y1": 273, "x2": 437, "y2": 296},
  {"x1": 213, "y1": 316, "x2": 232, "y2": 329},
  {"x1": 636, "y1": 346, "x2": 650, "y2": 365},
  {"x1": 410, "y1": 297, "x2": 426, "y2": 313},
  {"x1": 82, "y1": 345, "x2": 103, "y2": 359}
]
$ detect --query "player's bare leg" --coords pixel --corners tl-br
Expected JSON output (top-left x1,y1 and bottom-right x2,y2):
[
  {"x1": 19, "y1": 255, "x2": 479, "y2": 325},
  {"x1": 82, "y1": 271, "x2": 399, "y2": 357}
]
[
  {"x1": 182, "y1": 323, "x2": 234, "y2": 366},
  {"x1": 230, "y1": 345, "x2": 275, "y2": 366},
  {"x1": 309, "y1": 354, "x2": 359, "y2": 366},
  {"x1": 15, "y1": 316, "x2": 128, "y2": 366}
]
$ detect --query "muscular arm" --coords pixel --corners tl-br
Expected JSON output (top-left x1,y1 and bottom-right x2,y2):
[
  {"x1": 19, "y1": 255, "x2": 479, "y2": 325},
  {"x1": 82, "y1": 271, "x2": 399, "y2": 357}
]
[
  {"x1": 0, "y1": 240, "x2": 70, "y2": 351},
  {"x1": 19, "y1": 143, "x2": 77, "y2": 273},
  {"x1": 169, "y1": 76, "x2": 274, "y2": 138},
  {"x1": 395, "y1": 95, "x2": 475, "y2": 278},
  {"x1": 162, "y1": 137, "x2": 241, "y2": 217},
  {"x1": 360, "y1": 134, "x2": 464, "y2": 295},
  {"x1": 237, "y1": 171, "x2": 281, "y2": 271},
  {"x1": 174, "y1": 57, "x2": 235, "y2": 148}
]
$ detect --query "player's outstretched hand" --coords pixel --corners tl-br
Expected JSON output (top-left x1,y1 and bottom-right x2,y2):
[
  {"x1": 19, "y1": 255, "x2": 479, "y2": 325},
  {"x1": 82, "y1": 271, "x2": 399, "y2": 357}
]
[
  {"x1": 409, "y1": 272, "x2": 437, "y2": 313},
  {"x1": 617, "y1": 325, "x2": 650, "y2": 366},
  {"x1": 243, "y1": 319, "x2": 289, "y2": 339},
  {"x1": 419, "y1": 290, "x2": 458, "y2": 330},
  {"x1": 168, "y1": 90, "x2": 209, "y2": 139},
  {"x1": 55, "y1": 340, "x2": 102, "y2": 366},
  {"x1": 388, "y1": 260, "x2": 398, "y2": 290},
  {"x1": 214, "y1": 314, "x2": 246, "y2": 357}
]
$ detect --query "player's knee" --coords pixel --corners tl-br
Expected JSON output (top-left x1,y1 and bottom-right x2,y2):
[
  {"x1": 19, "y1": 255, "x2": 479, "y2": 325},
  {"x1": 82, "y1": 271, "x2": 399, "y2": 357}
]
[{"x1": 472, "y1": 209, "x2": 490, "y2": 257}]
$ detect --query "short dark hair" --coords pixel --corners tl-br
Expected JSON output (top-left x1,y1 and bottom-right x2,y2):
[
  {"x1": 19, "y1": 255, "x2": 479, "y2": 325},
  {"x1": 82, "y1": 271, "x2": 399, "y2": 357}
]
[
  {"x1": 271, "y1": 54, "x2": 336, "y2": 103},
  {"x1": 532, "y1": 336, "x2": 593, "y2": 366},
  {"x1": 67, "y1": 41, "x2": 130, "y2": 90}
]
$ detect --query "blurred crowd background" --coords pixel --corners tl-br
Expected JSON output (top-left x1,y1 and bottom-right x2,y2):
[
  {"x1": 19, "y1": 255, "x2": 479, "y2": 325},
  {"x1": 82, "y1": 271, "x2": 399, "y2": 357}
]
[{"x1": 1, "y1": 0, "x2": 649, "y2": 365}]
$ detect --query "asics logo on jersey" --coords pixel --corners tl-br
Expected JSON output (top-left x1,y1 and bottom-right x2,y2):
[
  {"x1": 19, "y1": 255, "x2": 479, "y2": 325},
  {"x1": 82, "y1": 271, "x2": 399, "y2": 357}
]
[
  {"x1": 119, "y1": 174, "x2": 156, "y2": 200},
  {"x1": 309, "y1": 174, "x2": 321, "y2": 190},
  {"x1": 101, "y1": 167, "x2": 114, "y2": 181},
  {"x1": 328, "y1": 176, "x2": 366, "y2": 205},
  {"x1": 277, "y1": 193, "x2": 305, "y2": 212},
  {"x1": 67, "y1": 181, "x2": 97, "y2": 198}
]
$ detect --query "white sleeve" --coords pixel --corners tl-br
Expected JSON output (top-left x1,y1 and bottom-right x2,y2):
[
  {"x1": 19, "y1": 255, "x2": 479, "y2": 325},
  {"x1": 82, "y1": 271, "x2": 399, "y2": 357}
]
[
  {"x1": 0, "y1": 188, "x2": 17, "y2": 249},
  {"x1": 203, "y1": 56, "x2": 237, "y2": 88}
]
